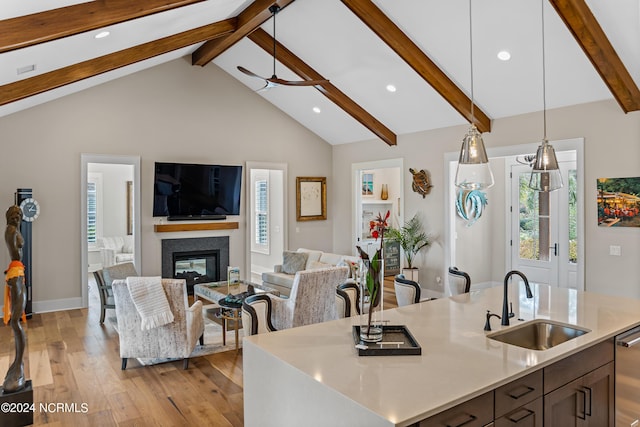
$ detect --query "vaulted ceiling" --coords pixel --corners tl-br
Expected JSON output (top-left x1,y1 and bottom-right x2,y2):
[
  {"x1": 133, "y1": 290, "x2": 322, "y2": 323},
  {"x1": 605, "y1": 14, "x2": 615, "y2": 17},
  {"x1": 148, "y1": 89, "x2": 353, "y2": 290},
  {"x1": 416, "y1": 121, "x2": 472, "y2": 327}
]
[{"x1": 1, "y1": 0, "x2": 639, "y2": 145}]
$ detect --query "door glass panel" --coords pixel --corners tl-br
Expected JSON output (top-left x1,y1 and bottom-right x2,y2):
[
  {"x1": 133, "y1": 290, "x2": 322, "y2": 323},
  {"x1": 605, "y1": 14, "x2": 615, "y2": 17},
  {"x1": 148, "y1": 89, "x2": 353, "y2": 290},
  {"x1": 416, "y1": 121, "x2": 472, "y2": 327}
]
[
  {"x1": 568, "y1": 169, "x2": 577, "y2": 263},
  {"x1": 518, "y1": 172, "x2": 550, "y2": 261}
]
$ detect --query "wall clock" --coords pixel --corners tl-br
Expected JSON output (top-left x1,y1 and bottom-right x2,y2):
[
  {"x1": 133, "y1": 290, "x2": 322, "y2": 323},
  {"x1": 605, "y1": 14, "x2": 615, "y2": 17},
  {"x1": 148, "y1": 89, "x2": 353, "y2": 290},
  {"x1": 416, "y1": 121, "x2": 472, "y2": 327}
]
[{"x1": 19, "y1": 197, "x2": 40, "y2": 222}]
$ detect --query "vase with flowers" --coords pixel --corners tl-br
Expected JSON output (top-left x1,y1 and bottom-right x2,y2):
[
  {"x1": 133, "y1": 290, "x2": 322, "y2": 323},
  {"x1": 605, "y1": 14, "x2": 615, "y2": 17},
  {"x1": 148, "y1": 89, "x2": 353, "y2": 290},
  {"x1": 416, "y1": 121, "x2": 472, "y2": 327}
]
[{"x1": 356, "y1": 210, "x2": 390, "y2": 342}]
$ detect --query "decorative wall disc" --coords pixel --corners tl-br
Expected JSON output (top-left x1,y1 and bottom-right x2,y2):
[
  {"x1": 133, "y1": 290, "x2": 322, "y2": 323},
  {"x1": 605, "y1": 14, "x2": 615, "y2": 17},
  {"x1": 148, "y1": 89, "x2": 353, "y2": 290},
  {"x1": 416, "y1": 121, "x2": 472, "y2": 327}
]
[{"x1": 456, "y1": 189, "x2": 488, "y2": 226}]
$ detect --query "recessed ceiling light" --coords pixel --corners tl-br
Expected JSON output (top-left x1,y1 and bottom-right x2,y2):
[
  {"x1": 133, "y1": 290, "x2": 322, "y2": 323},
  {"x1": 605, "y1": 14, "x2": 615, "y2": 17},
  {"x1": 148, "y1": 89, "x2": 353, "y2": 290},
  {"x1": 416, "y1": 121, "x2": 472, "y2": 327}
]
[
  {"x1": 386, "y1": 84, "x2": 397, "y2": 93},
  {"x1": 95, "y1": 31, "x2": 110, "y2": 39},
  {"x1": 312, "y1": 107, "x2": 321, "y2": 114},
  {"x1": 497, "y1": 50, "x2": 511, "y2": 61}
]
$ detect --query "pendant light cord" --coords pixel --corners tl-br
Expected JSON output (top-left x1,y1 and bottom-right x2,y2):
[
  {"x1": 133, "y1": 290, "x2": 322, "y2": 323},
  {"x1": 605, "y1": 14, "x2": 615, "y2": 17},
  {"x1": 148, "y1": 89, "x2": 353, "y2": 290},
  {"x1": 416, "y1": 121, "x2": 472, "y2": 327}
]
[
  {"x1": 541, "y1": 0, "x2": 547, "y2": 141},
  {"x1": 468, "y1": 0, "x2": 475, "y2": 125}
]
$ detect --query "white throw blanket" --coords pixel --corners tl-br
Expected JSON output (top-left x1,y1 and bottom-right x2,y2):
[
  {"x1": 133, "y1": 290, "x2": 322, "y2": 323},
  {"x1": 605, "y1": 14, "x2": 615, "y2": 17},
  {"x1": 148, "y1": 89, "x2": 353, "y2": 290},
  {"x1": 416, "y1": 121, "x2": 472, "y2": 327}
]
[{"x1": 126, "y1": 276, "x2": 174, "y2": 330}]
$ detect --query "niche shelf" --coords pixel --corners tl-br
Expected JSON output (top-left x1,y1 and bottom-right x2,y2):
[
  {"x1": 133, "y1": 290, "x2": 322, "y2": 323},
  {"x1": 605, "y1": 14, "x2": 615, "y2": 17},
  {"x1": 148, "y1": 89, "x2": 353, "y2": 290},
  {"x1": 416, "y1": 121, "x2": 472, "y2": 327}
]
[{"x1": 154, "y1": 222, "x2": 239, "y2": 233}]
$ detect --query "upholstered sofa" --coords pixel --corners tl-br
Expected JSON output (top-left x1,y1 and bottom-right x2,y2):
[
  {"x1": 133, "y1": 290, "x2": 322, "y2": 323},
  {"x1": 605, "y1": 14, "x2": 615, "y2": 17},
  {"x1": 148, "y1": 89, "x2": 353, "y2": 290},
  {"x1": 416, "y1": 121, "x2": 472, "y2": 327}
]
[
  {"x1": 97, "y1": 236, "x2": 134, "y2": 267},
  {"x1": 261, "y1": 248, "x2": 359, "y2": 296}
]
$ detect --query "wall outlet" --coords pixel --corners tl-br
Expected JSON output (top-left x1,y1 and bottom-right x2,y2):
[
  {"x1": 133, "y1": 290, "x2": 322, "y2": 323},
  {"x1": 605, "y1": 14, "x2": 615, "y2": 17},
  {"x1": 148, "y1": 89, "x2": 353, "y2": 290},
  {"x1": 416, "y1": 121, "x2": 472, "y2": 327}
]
[{"x1": 609, "y1": 245, "x2": 621, "y2": 256}]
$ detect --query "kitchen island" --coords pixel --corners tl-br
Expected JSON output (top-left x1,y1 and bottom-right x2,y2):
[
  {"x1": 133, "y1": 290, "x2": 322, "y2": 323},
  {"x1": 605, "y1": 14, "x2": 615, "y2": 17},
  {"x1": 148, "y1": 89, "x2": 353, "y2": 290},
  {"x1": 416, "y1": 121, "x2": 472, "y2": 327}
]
[{"x1": 243, "y1": 284, "x2": 640, "y2": 426}]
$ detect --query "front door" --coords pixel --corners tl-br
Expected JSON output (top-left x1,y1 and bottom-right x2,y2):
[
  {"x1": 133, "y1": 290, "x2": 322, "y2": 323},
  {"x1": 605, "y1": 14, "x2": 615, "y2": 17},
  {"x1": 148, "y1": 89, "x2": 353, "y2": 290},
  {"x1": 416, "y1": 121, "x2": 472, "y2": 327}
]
[{"x1": 510, "y1": 159, "x2": 578, "y2": 289}]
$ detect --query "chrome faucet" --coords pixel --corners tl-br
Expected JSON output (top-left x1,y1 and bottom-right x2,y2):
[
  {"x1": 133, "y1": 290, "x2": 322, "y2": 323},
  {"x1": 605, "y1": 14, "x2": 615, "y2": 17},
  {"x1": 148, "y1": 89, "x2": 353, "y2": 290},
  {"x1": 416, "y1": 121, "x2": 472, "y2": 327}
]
[{"x1": 502, "y1": 271, "x2": 533, "y2": 326}]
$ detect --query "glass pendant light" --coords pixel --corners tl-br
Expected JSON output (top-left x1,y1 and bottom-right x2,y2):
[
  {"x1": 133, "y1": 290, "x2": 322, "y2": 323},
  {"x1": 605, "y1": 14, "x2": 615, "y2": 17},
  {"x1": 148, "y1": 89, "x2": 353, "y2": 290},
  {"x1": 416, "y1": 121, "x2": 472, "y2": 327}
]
[
  {"x1": 529, "y1": 0, "x2": 563, "y2": 192},
  {"x1": 455, "y1": 0, "x2": 494, "y2": 190}
]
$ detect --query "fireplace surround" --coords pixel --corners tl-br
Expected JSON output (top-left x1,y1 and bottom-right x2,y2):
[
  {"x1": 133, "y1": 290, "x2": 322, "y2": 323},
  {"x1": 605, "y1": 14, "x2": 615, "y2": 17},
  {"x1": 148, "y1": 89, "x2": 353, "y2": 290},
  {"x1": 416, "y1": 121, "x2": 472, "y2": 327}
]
[{"x1": 161, "y1": 237, "x2": 230, "y2": 294}]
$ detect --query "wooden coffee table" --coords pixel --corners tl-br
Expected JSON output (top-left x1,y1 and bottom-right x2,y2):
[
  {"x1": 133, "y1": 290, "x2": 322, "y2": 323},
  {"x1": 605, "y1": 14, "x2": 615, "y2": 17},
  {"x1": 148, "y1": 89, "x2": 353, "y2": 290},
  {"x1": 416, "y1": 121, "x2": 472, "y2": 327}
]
[{"x1": 194, "y1": 280, "x2": 279, "y2": 350}]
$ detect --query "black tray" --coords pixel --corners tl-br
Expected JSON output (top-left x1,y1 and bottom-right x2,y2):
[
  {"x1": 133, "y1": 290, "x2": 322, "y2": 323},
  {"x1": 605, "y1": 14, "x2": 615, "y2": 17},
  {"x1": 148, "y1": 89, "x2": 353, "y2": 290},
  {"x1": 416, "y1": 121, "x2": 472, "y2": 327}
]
[{"x1": 352, "y1": 325, "x2": 422, "y2": 356}]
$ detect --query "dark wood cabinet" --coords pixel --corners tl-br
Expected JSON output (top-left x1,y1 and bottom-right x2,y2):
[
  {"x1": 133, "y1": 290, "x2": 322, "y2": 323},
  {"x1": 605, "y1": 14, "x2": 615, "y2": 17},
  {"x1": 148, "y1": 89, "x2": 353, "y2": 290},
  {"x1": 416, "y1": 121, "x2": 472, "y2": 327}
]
[
  {"x1": 419, "y1": 391, "x2": 493, "y2": 426},
  {"x1": 543, "y1": 362, "x2": 614, "y2": 426},
  {"x1": 419, "y1": 339, "x2": 615, "y2": 427},
  {"x1": 495, "y1": 370, "x2": 543, "y2": 419},
  {"x1": 494, "y1": 397, "x2": 542, "y2": 427}
]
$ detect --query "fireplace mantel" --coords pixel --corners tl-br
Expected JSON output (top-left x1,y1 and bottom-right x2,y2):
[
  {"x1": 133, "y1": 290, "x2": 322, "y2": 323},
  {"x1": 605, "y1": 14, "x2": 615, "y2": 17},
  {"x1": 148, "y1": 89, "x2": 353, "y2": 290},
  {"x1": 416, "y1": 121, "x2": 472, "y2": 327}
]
[{"x1": 154, "y1": 222, "x2": 239, "y2": 233}]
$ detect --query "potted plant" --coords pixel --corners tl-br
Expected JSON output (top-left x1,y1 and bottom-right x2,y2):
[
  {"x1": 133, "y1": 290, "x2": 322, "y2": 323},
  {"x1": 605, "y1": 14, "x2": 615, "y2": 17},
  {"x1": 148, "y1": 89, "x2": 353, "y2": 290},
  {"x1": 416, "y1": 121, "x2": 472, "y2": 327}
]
[{"x1": 386, "y1": 213, "x2": 430, "y2": 282}]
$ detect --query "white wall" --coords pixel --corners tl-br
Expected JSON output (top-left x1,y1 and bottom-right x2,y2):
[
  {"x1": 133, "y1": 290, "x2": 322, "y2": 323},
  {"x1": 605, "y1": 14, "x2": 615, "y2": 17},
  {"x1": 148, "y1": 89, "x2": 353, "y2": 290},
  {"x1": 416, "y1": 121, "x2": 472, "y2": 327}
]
[
  {"x1": 333, "y1": 100, "x2": 640, "y2": 298},
  {"x1": 0, "y1": 59, "x2": 334, "y2": 309}
]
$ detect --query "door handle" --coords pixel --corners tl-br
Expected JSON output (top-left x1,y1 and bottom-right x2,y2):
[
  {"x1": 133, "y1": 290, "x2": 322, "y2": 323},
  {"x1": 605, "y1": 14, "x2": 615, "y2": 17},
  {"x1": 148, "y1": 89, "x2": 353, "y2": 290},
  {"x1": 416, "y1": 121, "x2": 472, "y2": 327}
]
[
  {"x1": 446, "y1": 413, "x2": 477, "y2": 427},
  {"x1": 580, "y1": 386, "x2": 592, "y2": 417},
  {"x1": 550, "y1": 243, "x2": 558, "y2": 256},
  {"x1": 507, "y1": 407, "x2": 535, "y2": 423},
  {"x1": 576, "y1": 388, "x2": 587, "y2": 419}
]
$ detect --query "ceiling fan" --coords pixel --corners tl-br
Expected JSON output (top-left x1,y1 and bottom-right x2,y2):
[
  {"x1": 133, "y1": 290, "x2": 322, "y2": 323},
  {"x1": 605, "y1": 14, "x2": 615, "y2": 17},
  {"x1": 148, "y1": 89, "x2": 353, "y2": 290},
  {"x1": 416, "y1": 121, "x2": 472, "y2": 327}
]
[{"x1": 237, "y1": 5, "x2": 329, "y2": 91}]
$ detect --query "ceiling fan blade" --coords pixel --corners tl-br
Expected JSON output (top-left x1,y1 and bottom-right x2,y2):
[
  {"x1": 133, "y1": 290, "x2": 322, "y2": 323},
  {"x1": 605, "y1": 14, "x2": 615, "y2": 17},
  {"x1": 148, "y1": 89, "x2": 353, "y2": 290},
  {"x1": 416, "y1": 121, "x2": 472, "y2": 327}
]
[
  {"x1": 270, "y1": 77, "x2": 330, "y2": 87},
  {"x1": 256, "y1": 81, "x2": 279, "y2": 93},
  {"x1": 237, "y1": 66, "x2": 268, "y2": 81}
]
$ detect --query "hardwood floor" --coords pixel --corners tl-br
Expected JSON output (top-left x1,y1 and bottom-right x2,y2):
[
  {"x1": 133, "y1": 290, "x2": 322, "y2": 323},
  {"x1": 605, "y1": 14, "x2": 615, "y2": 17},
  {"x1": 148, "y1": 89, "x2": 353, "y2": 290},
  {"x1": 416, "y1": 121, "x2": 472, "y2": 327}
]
[{"x1": 0, "y1": 277, "x2": 397, "y2": 426}]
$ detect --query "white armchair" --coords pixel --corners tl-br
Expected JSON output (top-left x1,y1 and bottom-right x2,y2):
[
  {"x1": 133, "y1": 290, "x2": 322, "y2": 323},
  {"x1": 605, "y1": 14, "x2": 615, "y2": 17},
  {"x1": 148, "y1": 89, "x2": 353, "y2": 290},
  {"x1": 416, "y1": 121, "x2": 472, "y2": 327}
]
[
  {"x1": 243, "y1": 267, "x2": 349, "y2": 335},
  {"x1": 112, "y1": 278, "x2": 204, "y2": 370},
  {"x1": 394, "y1": 274, "x2": 437, "y2": 306},
  {"x1": 97, "y1": 236, "x2": 134, "y2": 267}
]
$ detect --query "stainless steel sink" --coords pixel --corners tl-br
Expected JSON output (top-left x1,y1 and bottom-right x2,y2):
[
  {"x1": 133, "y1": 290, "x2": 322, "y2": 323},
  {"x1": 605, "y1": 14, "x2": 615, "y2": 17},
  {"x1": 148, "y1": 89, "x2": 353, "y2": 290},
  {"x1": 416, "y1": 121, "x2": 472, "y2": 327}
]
[{"x1": 487, "y1": 319, "x2": 590, "y2": 350}]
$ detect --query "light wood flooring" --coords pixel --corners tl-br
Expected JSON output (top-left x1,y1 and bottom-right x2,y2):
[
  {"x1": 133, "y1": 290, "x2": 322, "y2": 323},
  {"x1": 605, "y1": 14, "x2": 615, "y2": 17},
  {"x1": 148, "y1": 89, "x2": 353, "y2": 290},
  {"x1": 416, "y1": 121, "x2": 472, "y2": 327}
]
[{"x1": 0, "y1": 277, "x2": 397, "y2": 426}]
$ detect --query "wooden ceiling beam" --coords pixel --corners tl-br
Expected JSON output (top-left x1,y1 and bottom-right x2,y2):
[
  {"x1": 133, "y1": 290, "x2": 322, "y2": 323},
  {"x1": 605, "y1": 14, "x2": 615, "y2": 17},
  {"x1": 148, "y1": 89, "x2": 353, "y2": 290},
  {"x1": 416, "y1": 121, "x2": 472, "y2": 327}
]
[
  {"x1": 341, "y1": 0, "x2": 492, "y2": 133},
  {"x1": 0, "y1": 0, "x2": 205, "y2": 53},
  {"x1": 0, "y1": 19, "x2": 236, "y2": 107},
  {"x1": 248, "y1": 28, "x2": 397, "y2": 146},
  {"x1": 192, "y1": 0, "x2": 298, "y2": 66},
  {"x1": 549, "y1": 0, "x2": 640, "y2": 112}
]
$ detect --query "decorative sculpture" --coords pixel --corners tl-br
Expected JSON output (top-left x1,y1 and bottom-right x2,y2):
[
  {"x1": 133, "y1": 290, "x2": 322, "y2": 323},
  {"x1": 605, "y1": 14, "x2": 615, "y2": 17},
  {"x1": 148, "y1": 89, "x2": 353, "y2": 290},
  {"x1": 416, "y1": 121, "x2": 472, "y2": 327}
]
[
  {"x1": 3, "y1": 205, "x2": 27, "y2": 393},
  {"x1": 456, "y1": 189, "x2": 489, "y2": 227},
  {"x1": 409, "y1": 168, "x2": 433, "y2": 198}
]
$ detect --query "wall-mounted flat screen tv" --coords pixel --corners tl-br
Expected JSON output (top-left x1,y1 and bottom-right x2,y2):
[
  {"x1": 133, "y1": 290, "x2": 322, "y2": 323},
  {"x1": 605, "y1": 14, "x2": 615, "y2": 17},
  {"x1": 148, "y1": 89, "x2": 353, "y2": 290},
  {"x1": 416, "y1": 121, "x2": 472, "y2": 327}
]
[{"x1": 153, "y1": 162, "x2": 242, "y2": 218}]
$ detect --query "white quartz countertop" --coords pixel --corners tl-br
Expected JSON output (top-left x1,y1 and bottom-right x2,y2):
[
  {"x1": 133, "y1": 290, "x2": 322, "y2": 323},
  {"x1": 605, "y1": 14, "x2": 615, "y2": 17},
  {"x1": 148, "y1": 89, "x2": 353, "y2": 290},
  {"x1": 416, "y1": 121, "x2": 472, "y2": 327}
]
[{"x1": 244, "y1": 284, "x2": 640, "y2": 426}]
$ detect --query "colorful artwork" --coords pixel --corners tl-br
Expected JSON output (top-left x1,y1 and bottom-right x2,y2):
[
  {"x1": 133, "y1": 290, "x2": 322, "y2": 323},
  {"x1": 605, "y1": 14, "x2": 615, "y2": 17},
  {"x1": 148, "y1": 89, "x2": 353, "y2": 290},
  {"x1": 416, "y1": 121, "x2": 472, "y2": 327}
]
[{"x1": 597, "y1": 177, "x2": 640, "y2": 227}]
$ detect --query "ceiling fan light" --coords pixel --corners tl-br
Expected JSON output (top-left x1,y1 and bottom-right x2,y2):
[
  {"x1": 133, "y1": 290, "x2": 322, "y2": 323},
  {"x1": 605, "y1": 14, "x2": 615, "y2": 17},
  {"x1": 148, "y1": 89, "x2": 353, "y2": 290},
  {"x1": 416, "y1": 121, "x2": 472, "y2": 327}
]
[
  {"x1": 529, "y1": 140, "x2": 563, "y2": 191},
  {"x1": 455, "y1": 125, "x2": 494, "y2": 190}
]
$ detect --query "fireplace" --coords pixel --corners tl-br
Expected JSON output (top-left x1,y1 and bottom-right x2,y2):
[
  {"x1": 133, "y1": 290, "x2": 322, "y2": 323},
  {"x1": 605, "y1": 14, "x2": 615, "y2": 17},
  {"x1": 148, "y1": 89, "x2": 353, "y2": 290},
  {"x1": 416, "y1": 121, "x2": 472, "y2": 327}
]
[
  {"x1": 174, "y1": 250, "x2": 220, "y2": 290},
  {"x1": 162, "y1": 237, "x2": 229, "y2": 295}
]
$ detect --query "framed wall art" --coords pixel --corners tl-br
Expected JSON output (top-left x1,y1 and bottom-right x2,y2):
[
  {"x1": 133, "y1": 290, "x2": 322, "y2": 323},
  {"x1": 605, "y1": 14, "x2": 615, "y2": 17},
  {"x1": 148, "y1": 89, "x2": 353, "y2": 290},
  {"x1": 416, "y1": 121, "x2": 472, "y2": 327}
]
[
  {"x1": 126, "y1": 180, "x2": 134, "y2": 235},
  {"x1": 296, "y1": 177, "x2": 327, "y2": 221},
  {"x1": 597, "y1": 177, "x2": 640, "y2": 227},
  {"x1": 362, "y1": 173, "x2": 374, "y2": 196}
]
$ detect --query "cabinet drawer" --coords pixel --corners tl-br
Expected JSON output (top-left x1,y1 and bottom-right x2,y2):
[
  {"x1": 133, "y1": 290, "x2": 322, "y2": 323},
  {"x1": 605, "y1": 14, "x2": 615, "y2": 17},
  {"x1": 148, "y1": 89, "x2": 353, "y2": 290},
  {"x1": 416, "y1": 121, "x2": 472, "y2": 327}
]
[
  {"x1": 419, "y1": 391, "x2": 493, "y2": 426},
  {"x1": 495, "y1": 370, "x2": 542, "y2": 418},
  {"x1": 543, "y1": 339, "x2": 613, "y2": 393},
  {"x1": 494, "y1": 397, "x2": 542, "y2": 427}
]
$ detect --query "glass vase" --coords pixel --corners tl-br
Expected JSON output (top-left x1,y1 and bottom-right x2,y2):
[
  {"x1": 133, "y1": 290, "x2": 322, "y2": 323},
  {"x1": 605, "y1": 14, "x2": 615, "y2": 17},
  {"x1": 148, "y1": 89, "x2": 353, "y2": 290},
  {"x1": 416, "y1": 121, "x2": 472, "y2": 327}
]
[
  {"x1": 380, "y1": 184, "x2": 389, "y2": 200},
  {"x1": 358, "y1": 257, "x2": 384, "y2": 342}
]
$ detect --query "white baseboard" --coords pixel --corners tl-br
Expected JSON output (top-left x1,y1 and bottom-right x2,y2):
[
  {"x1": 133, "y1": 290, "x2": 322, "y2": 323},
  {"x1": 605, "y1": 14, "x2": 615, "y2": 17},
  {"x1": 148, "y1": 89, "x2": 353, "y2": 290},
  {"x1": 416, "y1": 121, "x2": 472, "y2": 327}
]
[{"x1": 32, "y1": 297, "x2": 84, "y2": 314}]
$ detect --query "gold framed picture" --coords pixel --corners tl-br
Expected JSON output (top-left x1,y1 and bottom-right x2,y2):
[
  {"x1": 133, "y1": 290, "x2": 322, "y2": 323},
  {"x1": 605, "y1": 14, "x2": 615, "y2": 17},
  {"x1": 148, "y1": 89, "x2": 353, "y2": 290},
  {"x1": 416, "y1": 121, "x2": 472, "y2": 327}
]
[
  {"x1": 126, "y1": 181, "x2": 133, "y2": 235},
  {"x1": 296, "y1": 177, "x2": 327, "y2": 221}
]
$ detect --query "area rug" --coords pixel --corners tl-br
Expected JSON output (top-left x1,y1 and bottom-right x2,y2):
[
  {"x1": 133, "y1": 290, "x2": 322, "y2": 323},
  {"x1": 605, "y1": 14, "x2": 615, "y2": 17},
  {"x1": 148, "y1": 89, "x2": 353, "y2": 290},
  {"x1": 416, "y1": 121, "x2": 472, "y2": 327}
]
[{"x1": 108, "y1": 304, "x2": 244, "y2": 367}]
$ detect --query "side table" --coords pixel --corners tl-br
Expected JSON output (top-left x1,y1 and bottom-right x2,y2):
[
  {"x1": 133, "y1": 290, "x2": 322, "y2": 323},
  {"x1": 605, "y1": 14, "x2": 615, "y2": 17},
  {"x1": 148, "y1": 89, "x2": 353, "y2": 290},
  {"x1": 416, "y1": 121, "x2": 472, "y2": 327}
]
[{"x1": 194, "y1": 281, "x2": 279, "y2": 350}]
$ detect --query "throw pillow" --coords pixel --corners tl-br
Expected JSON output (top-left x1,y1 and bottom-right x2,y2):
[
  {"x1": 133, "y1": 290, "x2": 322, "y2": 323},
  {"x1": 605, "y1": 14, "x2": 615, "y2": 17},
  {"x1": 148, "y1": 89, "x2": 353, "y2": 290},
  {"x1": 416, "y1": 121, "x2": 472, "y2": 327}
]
[
  {"x1": 308, "y1": 260, "x2": 331, "y2": 270},
  {"x1": 282, "y1": 251, "x2": 309, "y2": 274}
]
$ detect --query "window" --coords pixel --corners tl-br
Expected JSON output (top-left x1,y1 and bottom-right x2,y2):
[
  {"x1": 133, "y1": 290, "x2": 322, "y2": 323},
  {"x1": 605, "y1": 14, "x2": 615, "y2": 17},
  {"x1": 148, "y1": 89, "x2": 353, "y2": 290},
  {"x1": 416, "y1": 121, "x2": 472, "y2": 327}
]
[
  {"x1": 255, "y1": 179, "x2": 268, "y2": 248},
  {"x1": 87, "y1": 172, "x2": 103, "y2": 247},
  {"x1": 568, "y1": 169, "x2": 577, "y2": 263},
  {"x1": 87, "y1": 182, "x2": 97, "y2": 244}
]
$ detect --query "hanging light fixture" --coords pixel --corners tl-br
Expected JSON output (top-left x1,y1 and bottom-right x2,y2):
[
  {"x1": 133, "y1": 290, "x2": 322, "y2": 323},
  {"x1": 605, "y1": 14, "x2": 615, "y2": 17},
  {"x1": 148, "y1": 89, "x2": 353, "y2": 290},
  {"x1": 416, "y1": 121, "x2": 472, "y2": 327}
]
[
  {"x1": 455, "y1": 0, "x2": 494, "y2": 191},
  {"x1": 529, "y1": 0, "x2": 563, "y2": 192}
]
